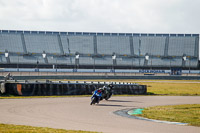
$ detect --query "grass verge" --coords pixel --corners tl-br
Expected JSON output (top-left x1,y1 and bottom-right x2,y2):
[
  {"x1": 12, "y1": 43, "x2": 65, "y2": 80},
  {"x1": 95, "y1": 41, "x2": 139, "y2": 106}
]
[
  {"x1": 0, "y1": 123, "x2": 99, "y2": 133},
  {"x1": 63, "y1": 79, "x2": 200, "y2": 96},
  {"x1": 136, "y1": 104, "x2": 200, "y2": 127},
  {"x1": 137, "y1": 81, "x2": 200, "y2": 96}
]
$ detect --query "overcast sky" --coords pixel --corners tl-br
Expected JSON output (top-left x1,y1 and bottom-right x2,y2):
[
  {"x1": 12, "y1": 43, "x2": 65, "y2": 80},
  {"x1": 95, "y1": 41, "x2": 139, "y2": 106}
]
[{"x1": 0, "y1": 0, "x2": 200, "y2": 34}]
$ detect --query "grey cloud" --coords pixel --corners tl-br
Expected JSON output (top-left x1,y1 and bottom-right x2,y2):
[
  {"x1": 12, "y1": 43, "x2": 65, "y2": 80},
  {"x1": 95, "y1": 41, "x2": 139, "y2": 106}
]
[{"x1": 0, "y1": 0, "x2": 199, "y2": 33}]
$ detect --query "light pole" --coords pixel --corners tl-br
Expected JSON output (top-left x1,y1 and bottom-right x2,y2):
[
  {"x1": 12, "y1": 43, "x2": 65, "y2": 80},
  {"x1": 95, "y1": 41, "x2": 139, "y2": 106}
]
[
  {"x1": 183, "y1": 55, "x2": 187, "y2": 61},
  {"x1": 139, "y1": 39, "x2": 141, "y2": 66},
  {"x1": 182, "y1": 55, "x2": 187, "y2": 75},
  {"x1": 5, "y1": 50, "x2": 10, "y2": 63},
  {"x1": 145, "y1": 55, "x2": 149, "y2": 60},
  {"x1": 5, "y1": 52, "x2": 9, "y2": 58},
  {"x1": 93, "y1": 57, "x2": 96, "y2": 72},
  {"x1": 17, "y1": 54, "x2": 19, "y2": 72},
  {"x1": 56, "y1": 57, "x2": 57, "y2": 73},
  {"x1": 42, "y1": 51, "x2": 48, "y2": 64},
  {"x1": 42, "y1": 53, "x2": 46, "y2": 59},
  {"x1": 131, "y1": 58, "x2": 133, "y2": 69},
  {"x1": 112, "y1": 53, "x2": 116, "y2": 73},
  {"x1": 51, "y1": 56, "x2": 54, "y2": 70},
  {"x1": 75, "y1": 53, "x2": 79, "y2": 71},
  {"x1": 189, "y1": 58, "x2": 191, "y2": 74},
  {"x1": 182, "y1": 55, "x2": 187, "y2": 74},
  {"x1": 36, "y1": 57, "x2": 39, "y2": 72},
  {"x1": 144, "y1": 54, "x2": 149, "y2": 67}
]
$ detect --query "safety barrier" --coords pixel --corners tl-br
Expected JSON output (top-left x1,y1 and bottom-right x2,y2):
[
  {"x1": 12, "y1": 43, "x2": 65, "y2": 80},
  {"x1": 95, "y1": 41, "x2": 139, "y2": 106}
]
[{"x1": 0, "y1": 80, "x2": 147, "y2": 96}]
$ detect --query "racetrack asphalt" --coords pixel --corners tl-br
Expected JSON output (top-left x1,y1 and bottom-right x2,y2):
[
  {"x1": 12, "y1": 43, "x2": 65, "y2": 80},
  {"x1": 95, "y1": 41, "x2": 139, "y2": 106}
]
[{"x1": 0, "y1": 96, "x2": 199, "y2": 133}]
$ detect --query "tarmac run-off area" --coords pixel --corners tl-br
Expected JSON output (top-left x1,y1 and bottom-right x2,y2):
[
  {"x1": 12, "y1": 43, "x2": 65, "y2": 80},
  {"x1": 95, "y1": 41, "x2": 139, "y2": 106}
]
[{"x1": 0, "y1": 96, "x2": 199, "y2": 133}]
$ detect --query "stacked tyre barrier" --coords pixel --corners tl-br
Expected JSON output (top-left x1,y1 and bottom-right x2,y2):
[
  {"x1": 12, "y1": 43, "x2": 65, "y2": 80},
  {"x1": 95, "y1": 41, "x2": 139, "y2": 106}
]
[{"x1": 0, "y1": 80, "x2": 147, "y2": 96}]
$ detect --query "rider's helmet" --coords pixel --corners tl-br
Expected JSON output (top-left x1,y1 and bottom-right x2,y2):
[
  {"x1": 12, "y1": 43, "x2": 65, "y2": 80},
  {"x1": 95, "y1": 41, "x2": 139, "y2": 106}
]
[
  {"x1": 102, "y1": 86, "x2": 107, "y2": 90},
  {"x1": 108, "y1": 84, "x2": 113, "y2": 88},
  {"x1": 97, "y1": 88, "x2": 102, "y2": 93}
]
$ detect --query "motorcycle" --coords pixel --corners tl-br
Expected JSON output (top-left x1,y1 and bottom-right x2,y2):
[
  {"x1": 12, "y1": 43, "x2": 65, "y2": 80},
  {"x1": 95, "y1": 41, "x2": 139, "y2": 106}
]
[
  {"x1": 90, "y1": 89, "x2": 102, "y2": 105},
  {"x1": 102, "y1": 84, "x2": 114, "y2": 100}
]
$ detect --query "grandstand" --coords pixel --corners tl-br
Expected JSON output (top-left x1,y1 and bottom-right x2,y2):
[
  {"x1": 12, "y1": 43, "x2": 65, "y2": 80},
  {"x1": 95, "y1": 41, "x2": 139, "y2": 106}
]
[{"x1": 0, "y1": 30, "x2": 199, "y2": 72}]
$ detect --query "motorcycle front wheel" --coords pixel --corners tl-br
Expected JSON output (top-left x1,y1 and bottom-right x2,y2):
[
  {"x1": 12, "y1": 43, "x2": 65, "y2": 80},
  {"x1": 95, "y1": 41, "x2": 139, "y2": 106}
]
[{"x1": 90, "y1": 97, "x2": 96, "y2": 105}]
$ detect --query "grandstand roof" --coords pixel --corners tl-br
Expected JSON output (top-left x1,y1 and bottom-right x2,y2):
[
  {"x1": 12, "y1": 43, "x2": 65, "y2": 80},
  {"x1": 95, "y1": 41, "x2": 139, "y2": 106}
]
[{"x1": 0, "y1": 30, "x2": 199, "y2": 37}]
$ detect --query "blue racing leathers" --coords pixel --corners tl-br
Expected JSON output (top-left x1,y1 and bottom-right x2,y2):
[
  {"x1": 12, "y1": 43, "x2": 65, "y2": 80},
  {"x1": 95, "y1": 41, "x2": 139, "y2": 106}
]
[{"x1": 91, "y1": 90, "x2": 102, "y2": 103}]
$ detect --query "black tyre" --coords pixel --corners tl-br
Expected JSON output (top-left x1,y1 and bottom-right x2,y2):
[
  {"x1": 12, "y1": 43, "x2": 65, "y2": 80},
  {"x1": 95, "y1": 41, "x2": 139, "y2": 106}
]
[
  {"x1": 90, "y1": 97, "x2": 96, "y2": 105},
  {"x1": 105, "y1": 96, "x2": 110, "y2": 100},
  {"x1": 105, "y1": 93, "x2": 112, "y2": 100}
]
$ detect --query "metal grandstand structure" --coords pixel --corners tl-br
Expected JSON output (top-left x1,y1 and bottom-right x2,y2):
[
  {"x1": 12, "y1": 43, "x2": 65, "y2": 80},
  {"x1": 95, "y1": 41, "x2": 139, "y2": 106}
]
[{"x1": 0, "y1": 30, "x2": 199, "y2": 70}]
